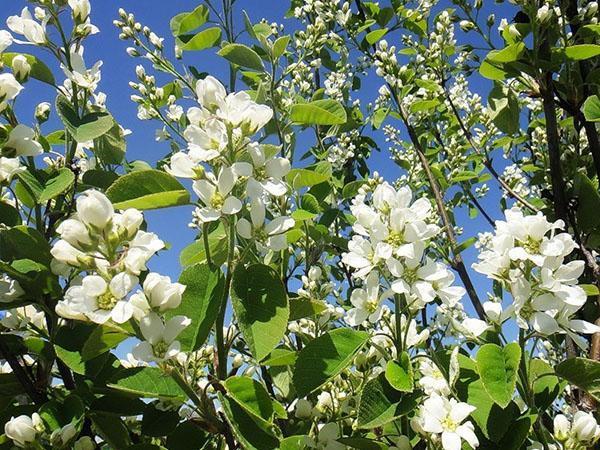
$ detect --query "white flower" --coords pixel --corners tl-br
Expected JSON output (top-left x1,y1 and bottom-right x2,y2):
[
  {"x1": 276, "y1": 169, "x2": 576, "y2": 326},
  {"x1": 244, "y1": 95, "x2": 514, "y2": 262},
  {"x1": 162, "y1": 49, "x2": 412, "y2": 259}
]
[
  {"x1": 0, "y1": 157, "x2": 24, "y2": 183},
  {"x1": 166, "y1": 152, "x2": 198, "y2": 179},
  {"x1": 418, "y1": 359, "x2": 450, "y2": 396},
  {"x1": 192, "y1": 167, "x2": 242, "y2": 223},
  {"x1": 0, "y1": 73, "x2": 23, "y2": 112},
  {"x1": 0, "y1": 30, "x2": 13, "y2": 53},
  {"x1": 76, "y1": 189, "x2": 114, "y2": 229},
  {"x1": 184, "y1": 118, "x2": 227, "y2": 162},
  {"x1": 11, "y1": 55, "x2": 31, "y2": 81},
  {"x1": 4, "y1": 124, "x2": 43, "y2": 157},
  {"x1": 243, "y1": 143, "x2": 291, "y2": 198},
  {"x1": 346, "y1": 271, "x2": 390, "y2": 326},
  {"x1": 414, "y1": 394, "x2": 478, "y2": 450},
  {"x1": 195, "y1": 75, "x2": 226, "y2": 109},
  {"x1": 236, "y1": 199, "x2": 294, "y2": 251},
  {"x1": 111, "y1": 208, "x2": 143, "y2": 240},
  {"x1": 294, "y1": 399, "x2": 313, "y2": 419},
  {"x1": 0, "y1": 274, "x2": 24, "y2": 303},
  {"x1": 59, "y1": 273, "x2": 138, "y2": 324},
  {"x1": 4, "y1": 413, "x2": 44, "y2": 448},
  {"x1": 7, "y1": 8, "x2": 47, "y2": 45},
  {"x1": 307, "y1": 423, "x2": 345, "y2": 450},
  {"x1": 62, "y1": 47, "x2": 102, "y2": 92},
  {"x1": 130, "y1": 272, "x2": 186, "y2": 318},
  {"x1": 1, "y1": 305, "x2": 45, "y2": 331},
  {"x1": 572, "y1": 411, "x2": 600, "y2": 444},
  {"x1": 50, "y1": 239, "x2": 89, "y2": 267},
  {"x1": 342, "y1": 235, "x2": 391, "y2": 278},
  {"x1": 132, "y1": 312, "x2": 191, "y2": 363},
  {"x1": 68, "y1": 0, "x2": 91, "y2": 22}
]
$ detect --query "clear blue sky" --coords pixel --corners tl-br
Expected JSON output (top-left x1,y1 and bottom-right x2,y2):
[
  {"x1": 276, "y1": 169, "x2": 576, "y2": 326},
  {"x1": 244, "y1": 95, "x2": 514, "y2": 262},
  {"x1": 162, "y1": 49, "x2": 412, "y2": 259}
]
[{"x1": 7, "y1": 0, "x2": 518, "y2": 318}]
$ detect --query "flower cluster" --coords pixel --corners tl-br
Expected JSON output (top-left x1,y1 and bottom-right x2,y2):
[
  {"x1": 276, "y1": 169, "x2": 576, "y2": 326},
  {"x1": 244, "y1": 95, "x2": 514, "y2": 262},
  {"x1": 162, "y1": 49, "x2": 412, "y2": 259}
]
[{"x1": 473, "y1": 208, "x2": 599, "y2": 343}]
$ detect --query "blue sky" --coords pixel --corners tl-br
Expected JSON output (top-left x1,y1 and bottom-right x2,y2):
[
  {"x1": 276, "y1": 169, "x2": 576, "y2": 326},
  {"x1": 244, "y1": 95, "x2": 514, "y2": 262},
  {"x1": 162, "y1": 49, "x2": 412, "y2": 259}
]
[{"x1": 7, "y1": 0, "x2": 518, "y2": 318}]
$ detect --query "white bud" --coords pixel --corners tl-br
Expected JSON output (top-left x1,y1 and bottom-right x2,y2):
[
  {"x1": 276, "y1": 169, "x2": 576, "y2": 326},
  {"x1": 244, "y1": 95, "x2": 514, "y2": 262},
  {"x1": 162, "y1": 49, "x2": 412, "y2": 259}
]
[
  {"x1": 76, "y1": 189, "x2": 114, "y2": 229},
  {"x1": 572, "y1": 411, "x2": 600, "y2": 444},
  {"x1": 553, "y1": 414, "x2": 570, "y2": 441},
  {"x1": 11, "y1": 55, "x2": 30, "y2": 82}
]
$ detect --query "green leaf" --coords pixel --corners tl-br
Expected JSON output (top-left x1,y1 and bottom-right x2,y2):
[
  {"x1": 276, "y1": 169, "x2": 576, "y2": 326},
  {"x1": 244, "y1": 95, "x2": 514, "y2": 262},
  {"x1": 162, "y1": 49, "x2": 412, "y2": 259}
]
[
  {"x1": 290, "y1": 99, "x2": 347, "y2": 125},
  {"x1": 583, "y1": 95, "x2": 600, "y2": 122},
  {"x1": 476, "y1": 343, "x2": 521, "y2": 408},
  {"x1": 286, "y1": 168, "x2": 330, "y2": 189},
  {"x1": 2, "y1": 53, "x2": 55, "y2": 85},
  {"x1": 385, "y1": 353, "x2": 413, "y2": 392},
  {"x1": 357, "y1": 373, "x2": 417, "y2": 429},
  {"x1": 39, "y1": 394, "x2": 84, "y2": 431},
  {"x1": 565, "y1": 44, "x2": 600, "y2": 60},
  {"x1": 530, "y1": 358, "x2": 561, "y2": 411},
  {"x1": 38, "y1": 168, "x2": 75, "y2": 203},
  {"x1": 365, "y1": 28, "x2": 388, "y2": 45},
  {"x1": 272, "y1": 35, "x2": 290, "y2": 59},
  {"x1": 168, "y1": 263, "x2": 224, "y2": 351},
  {"x1": 180, "y1": 224, "x2": 228, "y2": 267},
  {"x1": 94, "y1": 120, "x2": 126, "y2": 164},
  {"x1": 166, "y1": 421, "x2": 208, "y2": 450},
  {"x1": 337, "y1": 437, "x2": 387, "y2": 449},
  {"x1": 106, "y1": 169, "x2": 190, "y2": 210},
  {"x1": 488, "y1": 84, "x2": 520, "y2": 135},
  {"x1": 90, "y1": 412, "x2": 132, "y2": 449},
  {"x1": 0, "y1": 225, "x2": 52, "y2": 265},
  {"x1": 141, "y1": 402, "x2": 181, "y2": 437},
  {"x1": 170, "y1": 5, "x2": 209, "y2": 36},
  {"x1": 467, "y1": 379, "x2": 519, "y2": 442},
  {"x1": 178, "y1": 27, "x2": 222, "y2": 51},
  {"x1": 218, "y1": 43, "x2": 264, "y2": 71},
  {"x1": 109, "y1": 367, "x2": 186, "y2": 399},
  {"x1": 293, "y1": 328, "x2": 369, "y2": 397},
  {"x1": 262, "y1": 348, "x2": 297, "y2": 367},
  {"x1": 576, "y1": 174, "x2": 600, "y2": 233},
  {"x1": 486, "y1": 43, "x2": 526, "y2": 64},
  {"x1": 219, "y1": 393, "x2": 280, "y2": 450},
  {"x1": 0, "y1": 202, "x2": 21, "y2": 227},
  {"x1": 56, "y1": 96, "x2": 115, "y2": 143},
  {"x1": 231, "y1": 264, "x2": 289, "y2": 361},
  {"x1": 224, "y1": 376, "x2": 275, "y2": 423},
  {"x1": 556, "y1": 357, "x2": 600, "y2": 401},
  {"x1": 81, "y1": 325, "x2": 129, "y2": 361},
  {"x1": 288, "y1": 297, "x2": 328, "y2": 321}
]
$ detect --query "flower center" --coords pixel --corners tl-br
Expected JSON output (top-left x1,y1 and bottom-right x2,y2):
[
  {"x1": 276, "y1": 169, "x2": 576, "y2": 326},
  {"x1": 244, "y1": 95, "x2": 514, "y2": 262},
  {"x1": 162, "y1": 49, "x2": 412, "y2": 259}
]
[
  {"x1": 153, "y1": 341, "x2": 169, "y2": 359},
  {"x1": 210, "y1": 192, "x2": 225, "y2": 209},
  {"x1": 365, "y1": 297, "x2": 379, "y2": 313},
  {"x1": 254, "y1": 166, "x2": 267, "y2": 181},
  {"x1": 520, "y1": 236, "x2": 541, "y2": 254},
  {"x1": 403, "y1": 267, "x2": 419, "y2": 285},
  {"x1": 386, "y1": 230, "x2": 405, "y2": 247},
  {"x1": 97, "y1": 291, "x2": 117, "y2": 310},
  {"x1": 441, "y1": 416, "x2": 458, "y2": 432}
]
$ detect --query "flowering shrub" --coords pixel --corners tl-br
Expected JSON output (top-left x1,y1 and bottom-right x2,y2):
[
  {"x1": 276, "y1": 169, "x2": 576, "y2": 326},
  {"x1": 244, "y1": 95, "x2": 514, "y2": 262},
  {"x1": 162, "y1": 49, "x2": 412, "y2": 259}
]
[{"x1": 0, "y1": 0, "x2": 600, "y2": 449}]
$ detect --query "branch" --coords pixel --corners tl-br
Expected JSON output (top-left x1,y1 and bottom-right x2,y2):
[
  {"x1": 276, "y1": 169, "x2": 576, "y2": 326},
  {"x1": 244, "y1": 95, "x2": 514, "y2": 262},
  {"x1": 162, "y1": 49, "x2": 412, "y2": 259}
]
[{"x1": 0, "y1": 338, "x2": 46, "y2": 405}]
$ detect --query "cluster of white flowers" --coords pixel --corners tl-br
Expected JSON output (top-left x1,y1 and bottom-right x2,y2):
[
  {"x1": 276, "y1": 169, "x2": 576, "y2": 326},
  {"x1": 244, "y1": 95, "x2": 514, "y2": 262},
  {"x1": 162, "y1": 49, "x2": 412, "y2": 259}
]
[
  {"x1": 553, "y1": 411, "x2": 600, "y2": 449},
  {"x1": 473, "y1": 207, "x2": 599, "y2": 344},
  {"x1": 342, "y1": 181, "x2": 470, "y2": 317},
  {"x1": 165, "y1": 76, "x2": 295, "y2": 253},
  {"x1": 501, "y1": 164, "x2": 539, "y2": 202}
]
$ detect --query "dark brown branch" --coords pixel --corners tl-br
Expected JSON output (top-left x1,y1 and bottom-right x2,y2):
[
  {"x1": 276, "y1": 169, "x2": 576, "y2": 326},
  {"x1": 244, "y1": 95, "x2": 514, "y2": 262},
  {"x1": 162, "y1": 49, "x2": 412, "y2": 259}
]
[{"x1": 0, "y1": 338, "x2": 46, "y2": 405}]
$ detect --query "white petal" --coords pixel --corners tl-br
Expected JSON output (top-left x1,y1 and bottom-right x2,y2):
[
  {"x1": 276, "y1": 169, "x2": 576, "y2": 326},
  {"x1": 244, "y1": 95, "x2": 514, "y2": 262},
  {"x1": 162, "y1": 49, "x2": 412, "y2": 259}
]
[{"x1": 222, "y1": 197, "x2": 242, "y2": 215}]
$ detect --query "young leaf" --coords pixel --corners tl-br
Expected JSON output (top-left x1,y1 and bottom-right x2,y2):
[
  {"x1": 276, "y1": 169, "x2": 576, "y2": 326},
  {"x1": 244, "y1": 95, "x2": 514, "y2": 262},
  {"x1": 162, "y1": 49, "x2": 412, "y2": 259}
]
[
  {"x1": 290, "y1": 99, "x2": 347, "y2": 125},
  {"x1": 178, "y1": 27, "x2": 222, "y2": 51},
  {"x1": 583, "y1": 95, "x2": 600, "y2": 122},
  {"x1": 109, "y1": 367, "x2": 186, "y2": 399},
  {"x1": 357, "y1": 373, "x2": 416, "y2": 429},
  {"x1": 385, "y1": 353, "x2": 413, "y2": 392},
  {"x1": 106, "y1": 169, "x2": 190, "y2": 210},
  {"x1": 293, "y1": 328, "x2": 369, "y2": 397},
  {"x1": 564, "y1": 44, "x2": 600, "y2": 60},
  {"x1": 231, "y1": 264, "x2": 289, "y2": 361},
  {"x1": 168, "y1": 263, "x2": 224, "y2": 351},
  {"x1": 476, "y1": 343, "x2": 521, "y2": 408},
  {"x1": 556, "y1": 357, "x2": 600, "y2": 401},
  {"x1": 218, "y1": 43, "x2": 264, "y2": 71},
  {"x1": 224, "y1": 376, "x2": 275, "y2": 423}
]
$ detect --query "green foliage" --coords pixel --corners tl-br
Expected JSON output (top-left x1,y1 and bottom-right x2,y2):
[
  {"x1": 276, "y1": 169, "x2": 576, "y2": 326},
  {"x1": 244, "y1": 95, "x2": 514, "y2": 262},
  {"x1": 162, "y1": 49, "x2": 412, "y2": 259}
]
[
  {"x1": 476, "y1": 343, "x2": 521, "y2": 408},
  {"x1": 290, "y1": 99, "x2": 348, "y2": 125},
  {"x1": 556, "y1": 357, "x2": 600, "y2": 401},
  {"x1": 231, "y1": 264, "x2": 289, "y2": 361},
  {"x1": 105, "y1": 169, "x2": 190, "y2": 210},
  {"x1": 293, "y1": 328, "x2": 369, "y2": 397}
]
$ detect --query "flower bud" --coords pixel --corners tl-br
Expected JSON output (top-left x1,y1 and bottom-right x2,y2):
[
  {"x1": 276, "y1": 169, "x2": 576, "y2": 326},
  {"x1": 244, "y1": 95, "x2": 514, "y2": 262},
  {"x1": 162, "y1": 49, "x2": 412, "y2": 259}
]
[
  {"x1": 294, "y1": 399, "x2": 313, "y2": 419},
  {"x1": 572, "y1": 411, "x2": 600, "y2": 444},
  {"x1": 35, "y1": 101, "x2": 51, "y2": 123},
  {"x1": 553, "y1": 414, "x2": 570, "y2": 442},
  {"x1": 68, "y1": 0, "x2": 91, "y2": 23},
  {"x1": 4, "y1": 413, "x2": 42, "y2": 447},
  {"x1": 232, "y1": 353, "x2": 244, "y2": 368},
  {"x1": 76, "y1": 190, "x2": 114, "y2": 229},
  {"x1": 12, "y1": 55, "x2": 31, "y2": 83}
]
